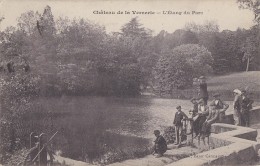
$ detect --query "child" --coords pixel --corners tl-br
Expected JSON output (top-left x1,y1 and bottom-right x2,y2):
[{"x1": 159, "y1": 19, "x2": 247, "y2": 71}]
[
  {"x1": 152, "y1": 130, "x2": 167, "y2": 158},
  {"x1": 210, "y1": 93, "x2": 229, "y2": 123},
  {"x1": 190, "y1": 98, "x2": 200, "y2": 137},
  {"x1": 190, "y1": 98, "x2": 199, "y2": 116},
  {"x1": 173, "y1": 106, "x2": 188, "y2": 145},
  {"x1": 194, "y1": 99, "x2": 209, "y2": 139},
  {"x1": 201, "y1": 104, "x2": 220, "y2": 143}
]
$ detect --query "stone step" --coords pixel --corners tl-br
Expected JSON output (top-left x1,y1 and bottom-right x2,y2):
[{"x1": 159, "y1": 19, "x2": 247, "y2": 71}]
[
  {"x1": 54, "y1": 155, "x2": 93, "y2": 166},
  {"x1": 108, "y1": 146, "x2": 200, "y2": 166}
]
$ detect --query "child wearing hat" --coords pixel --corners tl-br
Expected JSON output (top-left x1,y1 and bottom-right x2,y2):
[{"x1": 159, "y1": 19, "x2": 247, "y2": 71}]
[
  {"x1": 173, "y1": 106, "x2": 188, "y2": 145},
  {"x1": 152, "y1": 130, "x2": 167, "y2": 158},
  {"x1": 210, "y1": 93, "x2": 229, "y2": 123},
  {"x1": 194, "y1": 99, "x2": 209, "y2": 139}
]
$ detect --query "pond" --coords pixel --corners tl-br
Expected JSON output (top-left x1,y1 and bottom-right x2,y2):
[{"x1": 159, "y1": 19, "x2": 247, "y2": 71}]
[{"x1": 26, "y1": 96, "x2": 259, "y2": 164}]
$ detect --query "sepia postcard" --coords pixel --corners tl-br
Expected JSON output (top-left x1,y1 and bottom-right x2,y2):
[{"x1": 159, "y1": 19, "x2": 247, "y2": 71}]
[{"x1": 0, "y1": 0, "x2": 259, "y2": 166}]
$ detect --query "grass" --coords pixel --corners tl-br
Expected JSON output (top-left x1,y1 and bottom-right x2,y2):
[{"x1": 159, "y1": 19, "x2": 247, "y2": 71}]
[
  {"x1": 207, "y1": 71, "x2": 260, "y2": 91},
  {"x1": 170, "y1": 71, "x2": 260, "y2": 101},
  {"x1": 207, "y1": 71, "x2": 260, "y2": 100}
]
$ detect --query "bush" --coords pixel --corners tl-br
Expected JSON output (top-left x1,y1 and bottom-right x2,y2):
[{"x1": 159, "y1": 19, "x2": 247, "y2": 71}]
[
  {"x1": 163, "y1": 126, "x2": 175, "y2": 144},
  {"x1": 153, "y1": 44, "x2": 213, "y2": 96},
  {"x1": 0, "y1": 72, "x2": 40, "y2": 163},
  {"x1": 162, "y1": 126, "x2": 187, "y2": 144}
]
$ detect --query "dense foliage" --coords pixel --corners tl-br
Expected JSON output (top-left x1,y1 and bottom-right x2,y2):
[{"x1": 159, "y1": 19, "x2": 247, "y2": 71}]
[
  {"x1": 0, "y1": 2, "x2": 259, "y2": 164},
  {"x1": 153, "y1": 44, "x2": 212, "y2": 95},
  {"x1": 0, "y1": 6, "x2": 259, "y2": 98}
]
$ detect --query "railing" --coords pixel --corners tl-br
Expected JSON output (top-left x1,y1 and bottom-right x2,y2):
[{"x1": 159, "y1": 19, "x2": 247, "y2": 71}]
[{"x1": 181, "y1": 118, "x2": 194, "y2": 144}]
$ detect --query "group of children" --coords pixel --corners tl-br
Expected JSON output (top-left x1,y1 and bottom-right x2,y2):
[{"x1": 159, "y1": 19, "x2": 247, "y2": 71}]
[
  {"x1": 152, "y1": 76, "x2": 254, "y2": 158},
  {"x1": 152, "y1": 93, "x2": 230, "y2": 158},
  {"x1": 189, "y1": 93, "x2": 229, "y2": 141},
  {"x1": 174, "y1": 93, "x2": 229, "y2": 145}
]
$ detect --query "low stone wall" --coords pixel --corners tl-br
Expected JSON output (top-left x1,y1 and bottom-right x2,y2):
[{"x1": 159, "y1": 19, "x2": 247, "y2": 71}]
[
  {"x1": 168, "y1": 124, "x2": 260, "y2": 165},
  {"x1": 249, "y1": 106, "x2": 260, "y2": 126},
  {"x1": 167, "y1": 106, "x2": 260, "y2": 166}
]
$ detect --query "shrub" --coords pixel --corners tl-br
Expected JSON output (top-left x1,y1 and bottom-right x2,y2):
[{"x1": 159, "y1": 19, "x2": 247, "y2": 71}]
[
  {"x1": 153, "y1": 44, "x2": 213, "y2": 96},
  {"x1": 163, "y1": 126, "x2": 175, "y2": 144}
]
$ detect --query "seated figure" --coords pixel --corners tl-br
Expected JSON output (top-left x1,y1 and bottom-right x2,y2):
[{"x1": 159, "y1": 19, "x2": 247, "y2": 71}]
[
  {"x1": 152, "y1": 130, "x2": 167, "y2": 158},
  {"x1": 201, "y1": 104, "x2": 220, "y2": 141}
]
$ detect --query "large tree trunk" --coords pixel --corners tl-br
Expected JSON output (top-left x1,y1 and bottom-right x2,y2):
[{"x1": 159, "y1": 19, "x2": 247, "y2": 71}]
[{"x1": 246, "y1": 57, "x2": 250, "y2": 72}]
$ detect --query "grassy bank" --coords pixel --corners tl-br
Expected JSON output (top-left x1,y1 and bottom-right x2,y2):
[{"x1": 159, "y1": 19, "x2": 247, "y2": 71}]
[
  {"x1": 169, "y1": 71, "x2": 260, "y2": 101},
  {"x1": 207, "y1": 71, "x2": 260, "y2": 100}
]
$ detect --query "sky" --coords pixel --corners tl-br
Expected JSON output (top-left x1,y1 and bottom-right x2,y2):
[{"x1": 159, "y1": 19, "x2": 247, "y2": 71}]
[{"x1": 0, "y1": 0, "x2": 255, "y2": 35}]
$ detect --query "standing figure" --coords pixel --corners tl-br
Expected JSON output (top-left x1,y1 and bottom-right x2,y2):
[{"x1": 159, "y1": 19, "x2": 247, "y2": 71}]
[
  {"x1": 190, "y1": 98, "x2": 199, "y2": 116},
  {"x1": 173, "y1": 106, "x2": 188, "y2": 146},
  {"x1": 200, "y1": 104, "x2": 220, "y2": 143},
  {"x1": 190, "y1": 98, "x2": 199, "y2": 137},
  {"x1": 240, "y1": 90, "x2": 254, "y2": 127},
  {"x1": 38, "y1": 133, "x2": 49, "y2": 166},
  {"x1": 233, "y1": 89, "x2": 242, "y2": 126},
  {"x1": 210, "y1": 93, "x2": 229, "y2": 123},
  {"x1": 39, "y1": 133, "x2": 55, "y2": 166},
  {"x1": 198, "y1": 76, "x2": 208, "y2": 105},
  {"x1": 25, "y1": 133, "x2": 54, "y2": 166},
  {"x1": 152, "y1": 130, "x2": 167, "y2": 158},
  {"x1": 24, "y1": 133, "x2": 39, "y2": 166}
]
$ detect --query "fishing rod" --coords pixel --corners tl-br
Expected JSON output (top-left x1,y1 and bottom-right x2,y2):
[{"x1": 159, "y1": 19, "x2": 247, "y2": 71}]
[{"x1": 32, "y1": 130, "x2": 59, "y2": 162}]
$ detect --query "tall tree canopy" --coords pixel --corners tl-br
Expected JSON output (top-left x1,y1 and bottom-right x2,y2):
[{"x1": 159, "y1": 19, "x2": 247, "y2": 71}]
[{"x1": 237, "y1": 0, "x2": 260, "y2": 24}]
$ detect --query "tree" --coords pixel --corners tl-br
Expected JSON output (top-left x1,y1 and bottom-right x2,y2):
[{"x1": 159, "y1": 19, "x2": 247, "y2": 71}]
[
  {"x1": 153, "y1": 50, "x2": 193, "y2": 96},
  {"x1": 241, "y1": 37, "x2": 257, "y2": 71},
  {"x1": 41, "y1": 5, "x2": 56, "y2": 36},
  {"x1": 161, "y1": 29, "x2": 198, "y2": 50},
  {"x1": 121, "y1": 17, "x2": 150, "y2": 38},
  {"x1": 17, "y1": 11, "x2": 40, "y2": 35},
  {"x1": 237, "y1": 0, "x2": 260, "y2": 24},
  {"x1": 120, "y1": 17, "x2": 153, "y2": 89},
  {"x1": 56, "y1": 17, "x2": 107, "y2": 95},
  {"x1": 153, "y1": 44, "x2": 212, "y2": 95},
  {"x1": 175, "y1": 44, "x2": 213, "y2": 77},
  {"x1": 237, "y1": 1, "x2": 260, "y2": 71},
  {"x1": 184, "y1": 20, "x2": 219, "y2": 33},
  {"x1": 0, "y1": 22, "x2": 40, "y2": 164}
]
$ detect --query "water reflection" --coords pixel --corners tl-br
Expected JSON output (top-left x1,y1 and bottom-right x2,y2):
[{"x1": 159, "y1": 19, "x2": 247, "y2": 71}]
[{"x1": 28, "y1": 96, "x2": 252, "y2": 163}]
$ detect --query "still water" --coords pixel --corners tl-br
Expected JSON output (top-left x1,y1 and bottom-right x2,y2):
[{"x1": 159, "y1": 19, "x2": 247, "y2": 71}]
[
  {"x1": 48, "y1": 96, "x2": 193, "y2": 137},
  {"x1": 32, "y1": 96, "x2": 256, "y2": 163},
  {"x1": 33, "y1": 96, "x2": 194, "y2": 163}
]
